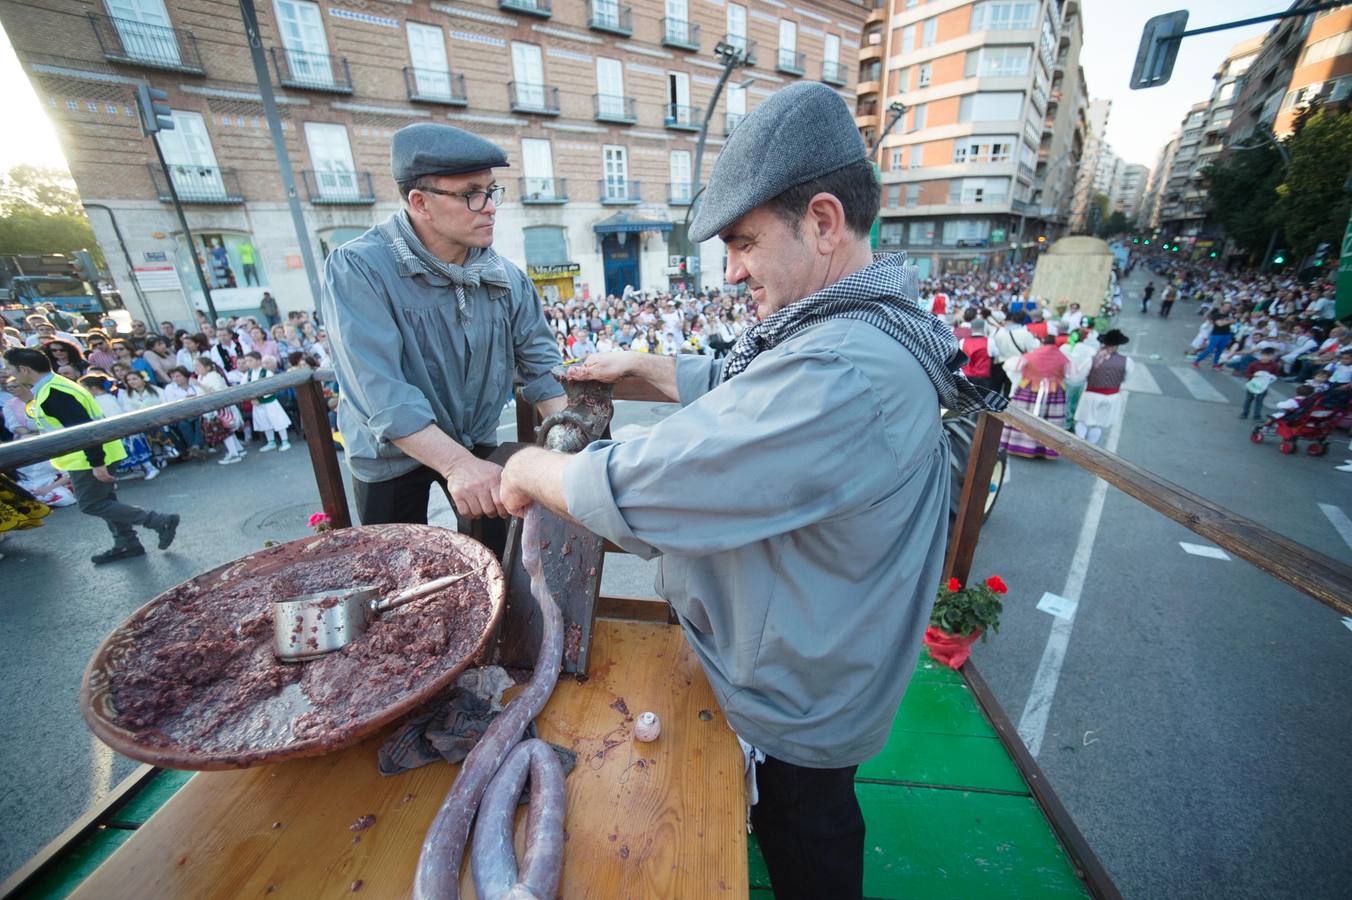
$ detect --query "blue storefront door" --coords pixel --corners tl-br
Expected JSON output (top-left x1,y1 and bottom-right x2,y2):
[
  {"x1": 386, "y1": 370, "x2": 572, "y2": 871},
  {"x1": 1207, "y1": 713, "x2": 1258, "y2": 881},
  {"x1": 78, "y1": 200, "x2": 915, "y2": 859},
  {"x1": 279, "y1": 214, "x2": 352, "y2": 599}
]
[{"x1": 602, "y1": 234, "x2": 640, "y2": 299}]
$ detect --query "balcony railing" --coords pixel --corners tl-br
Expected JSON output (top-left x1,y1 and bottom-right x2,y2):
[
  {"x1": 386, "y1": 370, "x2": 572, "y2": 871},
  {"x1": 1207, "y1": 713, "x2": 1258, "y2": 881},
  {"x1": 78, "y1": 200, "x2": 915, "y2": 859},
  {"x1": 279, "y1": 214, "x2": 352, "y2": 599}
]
[
  {"x1": 270, "y1": 47, "x2": 352, "y2": 93},
  {"x1": 302, "y1": 170, "x2": 375, "y2": 204},
  {"x1": 777, "y1": 49, "x2": 805, "y2": 76},
  {"x1": 147, "y1": 164, "x2": 243, "y2": 204},
  {"x1": 662, "y1": 18, "x2": 700, "y2": 51},
  {"x1": 725, "y1": 112, "x2": 744, "y2": 135},
  {"x1": 88, "y1": 13, "x2": 205, "y2": 75},
  {"x1": 599, "y1": 179, "x2": 641, "y2": 204},
  {"x1": 499, "y1": 0, "x2": 552, "y2": 17},
  {"x1": 588, "y1": 2, "x2": 633, "y2": 36},
  {"x1": 519, "y1": 177, "x2": 567, "y2": 204},
  {"x1": 593, "y1": 94, "x2": 637, "y2": 124},
  {"x1": 665, "y1": 104, "x2": 702, "y2": 131},
  {"x1": 668, "y1": 182, "x2": 694, "y2": 205},
  {"x1": 722, "y1": 35, "x2": 757, "y2": 66},
  {"x1": 403, "y1": 67, "x2": 467, "y2": 106},
  {"x1": 822, "y1": 60, "x2": 847, "y2": 86},
  {"x1": 510, "y1": 82, "x2": 561, "y2": 115}
]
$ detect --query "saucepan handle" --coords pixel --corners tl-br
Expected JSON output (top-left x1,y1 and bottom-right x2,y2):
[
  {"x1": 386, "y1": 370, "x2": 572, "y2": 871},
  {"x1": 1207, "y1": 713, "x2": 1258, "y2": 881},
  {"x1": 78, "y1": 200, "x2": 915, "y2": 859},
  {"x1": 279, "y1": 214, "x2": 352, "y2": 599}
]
[{"x1": 371, "y1": 568, "x2": 482, "y2": 615}]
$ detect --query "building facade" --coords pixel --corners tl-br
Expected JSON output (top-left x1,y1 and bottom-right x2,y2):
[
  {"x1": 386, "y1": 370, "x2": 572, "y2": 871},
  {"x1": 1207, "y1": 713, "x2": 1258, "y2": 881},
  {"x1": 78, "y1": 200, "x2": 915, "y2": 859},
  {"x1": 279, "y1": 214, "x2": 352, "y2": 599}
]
[
  {"x1": 1065, "y1": 94, "x2": 1105, "y2": 233},
  {"x1": 1141, "y1": 131, "x2": 1177, "y2": 232},
  {"x1": 859, "y1": 0, "x2": 1088, "y2": 278},
  {"x1": 1108, "y1": 162, "x2": 1146, "y2": 224},
  {"x1": 2, "y1": 0, "x2": 867, "y2": 325}
]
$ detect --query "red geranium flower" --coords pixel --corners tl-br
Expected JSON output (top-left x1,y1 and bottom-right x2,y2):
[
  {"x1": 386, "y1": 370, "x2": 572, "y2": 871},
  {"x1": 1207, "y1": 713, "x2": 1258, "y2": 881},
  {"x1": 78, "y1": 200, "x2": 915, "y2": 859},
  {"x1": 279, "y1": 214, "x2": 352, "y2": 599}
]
[
  {"x1": 947, "y1": 578, "x2": 962, "y2": 592},
  {"x1": 985, "y1": 575, "x2": 1008, "y2": 595}
]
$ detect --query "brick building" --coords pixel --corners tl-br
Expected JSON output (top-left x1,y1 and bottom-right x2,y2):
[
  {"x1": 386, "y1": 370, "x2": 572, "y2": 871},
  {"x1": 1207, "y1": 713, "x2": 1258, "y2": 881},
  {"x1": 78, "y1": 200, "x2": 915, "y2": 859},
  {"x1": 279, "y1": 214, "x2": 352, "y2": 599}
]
[
  {"x1": 858, "y1": 0, "x2": 1089, "y2": 278},
  {"x1": 2, "y1": 0, "x2": 867, "y2": 325}
]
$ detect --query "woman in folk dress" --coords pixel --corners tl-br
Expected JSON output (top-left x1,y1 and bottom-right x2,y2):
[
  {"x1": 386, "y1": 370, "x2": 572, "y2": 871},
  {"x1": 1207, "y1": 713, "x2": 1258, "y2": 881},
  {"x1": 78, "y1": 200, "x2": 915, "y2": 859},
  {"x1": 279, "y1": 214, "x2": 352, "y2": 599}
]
[{"x1": 1000, "y1": 335, "x2": 1070, "y2": 459}]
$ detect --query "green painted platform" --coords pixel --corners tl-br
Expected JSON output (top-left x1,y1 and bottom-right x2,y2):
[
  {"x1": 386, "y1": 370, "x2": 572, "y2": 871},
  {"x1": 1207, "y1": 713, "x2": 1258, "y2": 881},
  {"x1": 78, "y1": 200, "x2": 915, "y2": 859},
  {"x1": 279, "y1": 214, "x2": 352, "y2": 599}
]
[{"x1": 748, "y1": 650, "x2": 1091, "y2": 899}]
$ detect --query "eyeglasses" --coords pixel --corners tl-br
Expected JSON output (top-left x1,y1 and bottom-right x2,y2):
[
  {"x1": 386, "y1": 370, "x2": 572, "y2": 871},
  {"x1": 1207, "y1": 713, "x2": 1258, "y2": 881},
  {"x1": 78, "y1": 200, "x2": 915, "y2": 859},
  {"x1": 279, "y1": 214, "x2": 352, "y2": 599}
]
[{"x1": 418, "y1": 185, "x2": 505, "y2": 212}]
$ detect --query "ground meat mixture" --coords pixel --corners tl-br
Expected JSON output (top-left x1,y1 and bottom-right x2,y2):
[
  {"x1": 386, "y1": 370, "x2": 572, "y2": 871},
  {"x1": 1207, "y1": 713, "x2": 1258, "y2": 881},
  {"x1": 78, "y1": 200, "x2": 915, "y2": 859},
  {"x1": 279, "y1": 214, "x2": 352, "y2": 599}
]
[{"x1": 97, "y1": 526, "x2": 499, "y2": 760}]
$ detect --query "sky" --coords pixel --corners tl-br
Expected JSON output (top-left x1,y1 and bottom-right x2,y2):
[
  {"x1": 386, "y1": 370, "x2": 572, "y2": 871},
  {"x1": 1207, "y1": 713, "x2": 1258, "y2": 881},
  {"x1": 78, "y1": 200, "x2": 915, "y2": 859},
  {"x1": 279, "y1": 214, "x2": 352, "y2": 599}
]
[{"x1": 0, "y1": 4, "x2": 1295, "y2": 177}]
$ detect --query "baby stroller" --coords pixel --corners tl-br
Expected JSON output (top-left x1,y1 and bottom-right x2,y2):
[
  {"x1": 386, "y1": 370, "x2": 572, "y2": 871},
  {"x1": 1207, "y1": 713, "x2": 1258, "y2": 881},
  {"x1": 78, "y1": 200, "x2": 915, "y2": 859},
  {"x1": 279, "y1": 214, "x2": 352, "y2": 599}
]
[{"x1": 1250, "y1": 387, "x2": 1352, "y2": 456}]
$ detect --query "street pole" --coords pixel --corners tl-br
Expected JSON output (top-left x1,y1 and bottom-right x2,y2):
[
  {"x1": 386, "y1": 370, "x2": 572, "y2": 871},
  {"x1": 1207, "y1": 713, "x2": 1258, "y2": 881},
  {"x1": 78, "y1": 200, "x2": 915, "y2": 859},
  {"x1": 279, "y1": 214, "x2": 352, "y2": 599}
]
[
  {"x1": 82, "y1": 203, "x2": 157, "y2": 328},
  {"x1": 149, "y1": 133, "x2": 219, "y2": 325},
  {"x1": 239, "y1": 0, "x2": 324, "y2": 312},
  {"x1": 689, "y1": 42, "x2": 750, "y2": 289}
]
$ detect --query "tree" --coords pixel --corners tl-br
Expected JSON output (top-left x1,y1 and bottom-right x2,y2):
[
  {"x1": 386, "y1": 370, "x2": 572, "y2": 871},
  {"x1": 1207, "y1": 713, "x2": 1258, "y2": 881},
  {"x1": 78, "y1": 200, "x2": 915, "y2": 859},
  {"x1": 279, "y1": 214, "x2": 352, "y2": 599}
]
[
  {"x1": 1201, "y1": 140, "x2": 1284, "y2": 261},
  {"x1": 0, "y1": 165, "x2": 104, "y2": 267},
  {"x1": 1274, "y1": 108, "x2": 1352, "y2": 261},
  {"x1": 1099, "y1": 210, "x2": 1130, "y2": 237}
]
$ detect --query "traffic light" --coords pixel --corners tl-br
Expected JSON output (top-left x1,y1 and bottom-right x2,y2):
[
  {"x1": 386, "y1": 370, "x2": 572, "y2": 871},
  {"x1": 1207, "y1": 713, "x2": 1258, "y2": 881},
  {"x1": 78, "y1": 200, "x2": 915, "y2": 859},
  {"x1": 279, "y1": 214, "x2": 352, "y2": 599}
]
[
  {"x1": 1273, "y1": 250, "x2": 1286, "y2": 265},
  {"x1": 1133, "y1": 238, "x2": 1140, "y2": 244},
  {"x1": 1209, "y1": 251, "x2": 1217, "y2": 258},
  {"x1": 1171, "y1": 245, "x2": 1179, "y2": 252},
  {"x1": 1143, "y1": 239, "x2": 1151, "y2": 245},
  {"x1": 1313, "y1": 242, "x2": 1331, "y2": 267},
  {"x1": 136, "y1": 84, "x2": 173, "y2": 136}
]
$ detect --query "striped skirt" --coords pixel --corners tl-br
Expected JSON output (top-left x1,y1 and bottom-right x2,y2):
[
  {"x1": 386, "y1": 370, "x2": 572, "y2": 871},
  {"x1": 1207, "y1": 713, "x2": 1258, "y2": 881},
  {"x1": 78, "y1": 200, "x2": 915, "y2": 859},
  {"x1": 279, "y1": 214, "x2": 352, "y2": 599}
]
[{"x1": 1000, "y1": 382, "x2": 1066, "y2": 459}]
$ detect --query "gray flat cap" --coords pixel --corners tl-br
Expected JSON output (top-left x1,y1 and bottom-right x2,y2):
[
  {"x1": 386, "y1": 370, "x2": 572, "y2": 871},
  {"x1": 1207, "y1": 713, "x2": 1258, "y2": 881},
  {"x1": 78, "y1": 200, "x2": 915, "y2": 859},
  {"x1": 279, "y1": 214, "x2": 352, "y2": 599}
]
[
  {"x1": 688, "y1": 82, "x2": 866, "y2": 243},
  {"x1": 390, "y1": 122, "x2": 508, "y2": 183}
]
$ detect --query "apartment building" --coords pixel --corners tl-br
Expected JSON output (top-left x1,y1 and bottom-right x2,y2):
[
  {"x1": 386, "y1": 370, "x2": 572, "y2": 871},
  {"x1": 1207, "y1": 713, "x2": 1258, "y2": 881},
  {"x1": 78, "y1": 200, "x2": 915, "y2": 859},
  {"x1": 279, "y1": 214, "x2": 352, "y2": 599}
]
[
  {"x1": 859, "y1": 0, "x2": 1088, "y2": 278},
  {"x1": 1108, "y1": 162, "x2": 1146, "y2": 224},
  {"x1": 1229, "y1": 0, "x2": 1351, "y2": 144},
  {"x1": 1141, "y1": 131, "x2": 1177, "y2": 232},
  {"x1": 1156, "y1": 101, "x2": 1207, "y2": 239},
  {"x1": 1065, "y1": 95, "x2": 1105, "y2": 233},
  {"x1": 2, "y1": 0, "x2": 867, "y2": 324}
]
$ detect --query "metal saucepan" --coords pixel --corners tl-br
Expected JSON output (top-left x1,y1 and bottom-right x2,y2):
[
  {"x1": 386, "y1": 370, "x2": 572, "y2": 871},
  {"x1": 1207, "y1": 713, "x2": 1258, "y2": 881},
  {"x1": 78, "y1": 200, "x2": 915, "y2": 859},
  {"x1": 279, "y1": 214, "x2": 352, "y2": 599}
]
[{"x1": 272, "y1": 568, "x2": 482, "y2": 662}]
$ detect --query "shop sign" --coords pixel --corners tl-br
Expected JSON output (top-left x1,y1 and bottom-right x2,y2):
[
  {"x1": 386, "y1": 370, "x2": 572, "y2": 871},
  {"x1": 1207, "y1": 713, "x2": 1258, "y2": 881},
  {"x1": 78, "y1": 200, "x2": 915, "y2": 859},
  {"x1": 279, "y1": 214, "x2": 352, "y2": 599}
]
[
  {"x1": 528, "y1": 263, "x2": 581, "y2": 279},
  {"x1": 133, "y1": 266, "x2": 181, "y2": 292}
]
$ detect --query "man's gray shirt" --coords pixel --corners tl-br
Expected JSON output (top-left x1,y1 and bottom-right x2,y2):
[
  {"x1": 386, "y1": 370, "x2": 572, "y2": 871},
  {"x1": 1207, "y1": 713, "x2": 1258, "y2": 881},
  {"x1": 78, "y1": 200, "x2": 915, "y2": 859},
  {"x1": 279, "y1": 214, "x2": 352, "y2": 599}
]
[
  {"x1": 564, "y1": 319, "x2": 950, "y2": 768},
  {"x1": 321, "y1": 220, "x2": 563, "y2": 483}
]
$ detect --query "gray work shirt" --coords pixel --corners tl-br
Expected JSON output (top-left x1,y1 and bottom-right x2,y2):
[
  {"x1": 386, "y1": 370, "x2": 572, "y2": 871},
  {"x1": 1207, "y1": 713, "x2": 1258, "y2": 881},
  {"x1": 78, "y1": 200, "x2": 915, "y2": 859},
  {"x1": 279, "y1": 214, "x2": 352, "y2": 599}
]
[
  {"x1": 321, "y1": 218, "x2": 563, "y2": 483},
  {"x1": 564, "y1": 319, "x2": 950, "y2": 768}
]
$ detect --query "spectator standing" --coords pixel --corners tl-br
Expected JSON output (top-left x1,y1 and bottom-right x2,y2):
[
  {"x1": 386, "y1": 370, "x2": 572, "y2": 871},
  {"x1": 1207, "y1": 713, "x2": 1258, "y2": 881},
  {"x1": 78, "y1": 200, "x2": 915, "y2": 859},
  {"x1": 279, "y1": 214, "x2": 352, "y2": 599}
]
[
  {"x1": 239, "y1": 242, "x2": 261, "y2": 287},
  {"x1": 1239, "y1": 348, "x2": 1282, "y2": 420},
  {"x1": 260, "y1": 291, "x2": 280, "y2": 327}
]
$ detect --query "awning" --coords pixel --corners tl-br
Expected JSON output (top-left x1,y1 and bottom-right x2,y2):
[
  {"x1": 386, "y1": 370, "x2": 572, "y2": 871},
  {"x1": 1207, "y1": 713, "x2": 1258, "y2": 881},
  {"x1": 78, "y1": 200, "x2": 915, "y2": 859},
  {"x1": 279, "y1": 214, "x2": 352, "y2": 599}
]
[{"x1": 592, "y1": 212, "x2": 673, "y2": 235}]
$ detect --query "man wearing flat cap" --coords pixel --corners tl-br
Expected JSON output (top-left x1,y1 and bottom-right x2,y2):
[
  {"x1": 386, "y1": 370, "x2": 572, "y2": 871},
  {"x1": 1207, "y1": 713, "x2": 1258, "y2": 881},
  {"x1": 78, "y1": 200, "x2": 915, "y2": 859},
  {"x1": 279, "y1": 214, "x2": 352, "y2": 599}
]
[
  {"x1": 499, "y1": 82, "x2": 1006, "y2": 898},
  {"x1": 321, "y1": 123, "x2": 565, "y2": 548}
]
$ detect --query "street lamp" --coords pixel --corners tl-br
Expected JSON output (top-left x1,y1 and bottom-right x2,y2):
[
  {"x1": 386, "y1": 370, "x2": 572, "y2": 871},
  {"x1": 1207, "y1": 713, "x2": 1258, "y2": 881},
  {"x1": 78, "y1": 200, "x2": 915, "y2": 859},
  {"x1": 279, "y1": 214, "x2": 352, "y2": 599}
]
[
  {"x1": 687, "y1": 41, "x2": 752, "y2": 287},
  {"x1": 867, "y1": 101, "x2": 908, "y2": 156}
]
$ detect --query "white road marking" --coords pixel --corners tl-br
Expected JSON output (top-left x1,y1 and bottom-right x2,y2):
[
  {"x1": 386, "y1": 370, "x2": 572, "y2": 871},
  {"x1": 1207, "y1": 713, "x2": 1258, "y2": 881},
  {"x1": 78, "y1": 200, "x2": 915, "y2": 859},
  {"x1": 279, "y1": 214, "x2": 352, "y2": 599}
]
[
  {"x1": 1167, "y1": 366, "x2": 1229, "y2": 403},
  {"x1": 1017, "y1": 393, "x2": 1129, "y2": 758},
  {"x1": 1122, "y1": 363, "x2": 1161, "y2": 395},
  {"x1": 1318, "y1": 504, "x2": 1352, "y2": 551},
  {"x1": 1179, "y1": 542, "x2": 1231, "y2": 560},
  {"x1": 1036, "y1": 592, "x2": 1078, "y2": 620},
  {"x1": 88, "y1": 733, "x2": 114, "y2": 804},
  {"x1": 1342, "y1": 617, "x2": 1352, "y2": 634}
]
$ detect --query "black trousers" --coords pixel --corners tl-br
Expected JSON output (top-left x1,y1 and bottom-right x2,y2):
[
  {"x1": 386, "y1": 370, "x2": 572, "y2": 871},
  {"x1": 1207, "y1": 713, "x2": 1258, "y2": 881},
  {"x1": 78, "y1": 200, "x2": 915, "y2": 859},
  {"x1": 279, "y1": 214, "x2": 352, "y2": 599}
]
[
  {"x1": 351, "y1": 446, "x2": 508, "y2": 560},
  {"x1": 750, "y1": 755, "x2": 865, "y2": 900}
]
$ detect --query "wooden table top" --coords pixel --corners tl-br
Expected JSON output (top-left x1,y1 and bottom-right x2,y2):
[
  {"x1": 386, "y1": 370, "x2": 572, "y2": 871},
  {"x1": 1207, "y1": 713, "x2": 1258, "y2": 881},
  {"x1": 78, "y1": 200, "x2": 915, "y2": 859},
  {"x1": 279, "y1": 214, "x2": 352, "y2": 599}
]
[{"x1": 70, "y1": 619, "x2": 748, "y2": 899}]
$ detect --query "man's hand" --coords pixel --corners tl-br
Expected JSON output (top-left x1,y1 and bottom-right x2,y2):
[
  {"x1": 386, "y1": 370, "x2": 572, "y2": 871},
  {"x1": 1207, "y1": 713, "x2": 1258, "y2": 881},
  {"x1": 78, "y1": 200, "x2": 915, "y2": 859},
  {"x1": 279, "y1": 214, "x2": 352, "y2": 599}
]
[
  {"x1": 92, "y1": 465, "x2": 116, "y2": 484},
  {"x1": 566, "y1": 352, "x2": 636, "y2": 384},
  {"x1": 442, "y1": 456, "x2": 509, "y2": 519},
  {"x1": 501, "y1": 447, "x2": 574, "y2": 520},
  {"x1": 499, "y1": 463, "x2": 534, "y2": 519}
]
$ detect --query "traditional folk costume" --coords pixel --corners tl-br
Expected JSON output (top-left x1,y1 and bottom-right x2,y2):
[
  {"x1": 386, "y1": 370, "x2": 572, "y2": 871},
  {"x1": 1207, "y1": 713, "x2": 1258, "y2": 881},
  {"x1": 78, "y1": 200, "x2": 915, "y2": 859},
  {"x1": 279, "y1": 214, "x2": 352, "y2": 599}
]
[
  {"x1": 1000, "y1": 342, "x2": 1069, "y2": 459},
  {"x1": 1074, "y1": 330, "x2": 1132, "y2": 445}
]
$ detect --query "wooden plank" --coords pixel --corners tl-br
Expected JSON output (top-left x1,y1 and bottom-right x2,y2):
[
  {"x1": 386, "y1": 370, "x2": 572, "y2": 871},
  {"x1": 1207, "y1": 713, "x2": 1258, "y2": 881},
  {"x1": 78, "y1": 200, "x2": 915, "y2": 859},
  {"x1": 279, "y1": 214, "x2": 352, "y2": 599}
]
[
  {"x1": 943, "y1": 411, "x2": 1003, "y2": 585},
  {"x1": 962, "y1": 660, "x2": 1122, "y2": 900},
  {"x1": 597, "y1": 594, "x2": 676, "y2": 624},
  {"x1": 292, "y1": 378, "x2": 351, "y2": 529},
  {"x1": 994, "y1": 406, "x2": 1352, "y2": 616},
  {"x1": 0, "y1": 764, "x2": 162, "y2": 898},
  {"x1": 63, "y1": 620, "x2": 747, "y2": 900}
]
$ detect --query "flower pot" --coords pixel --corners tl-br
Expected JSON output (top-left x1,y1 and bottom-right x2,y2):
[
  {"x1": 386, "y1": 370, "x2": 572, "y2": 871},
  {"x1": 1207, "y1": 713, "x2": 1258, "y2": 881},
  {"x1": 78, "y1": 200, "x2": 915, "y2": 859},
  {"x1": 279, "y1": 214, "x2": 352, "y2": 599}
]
[{"x1": 923, "y1": 626, "x2": 982, "y2": 670}]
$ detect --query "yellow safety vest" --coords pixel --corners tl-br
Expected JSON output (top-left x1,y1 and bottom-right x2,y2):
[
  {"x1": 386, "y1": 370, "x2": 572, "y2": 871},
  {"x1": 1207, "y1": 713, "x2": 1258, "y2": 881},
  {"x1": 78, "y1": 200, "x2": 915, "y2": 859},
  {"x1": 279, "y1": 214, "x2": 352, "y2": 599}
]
[{"x1": 29, "y1": 374, "x2": 128, "y2": 471}]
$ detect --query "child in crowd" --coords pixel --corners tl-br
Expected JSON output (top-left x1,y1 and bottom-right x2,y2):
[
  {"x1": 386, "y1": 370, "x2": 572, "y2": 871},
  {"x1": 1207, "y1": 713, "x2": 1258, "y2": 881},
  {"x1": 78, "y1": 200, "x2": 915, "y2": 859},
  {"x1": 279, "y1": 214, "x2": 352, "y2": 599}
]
[
  {"x1": 1271, "y1": 385, "x2": 1314, "y2": 420},
  {"x1": 192, "y1": 357, "x2": 247, "y2": 465},
  {"x1": 1239, "y1": 348, "x2": 1281, "y2": 420},
  {"x1": 244, "y1": 352, "x2": 291, "y2": 452},
  {"x1": 1330, "y1": 350, "x2": 1352, "y2": 385},
  {"x1": 77, "y1": 373, "x2": 159, "y2": 480},
  {"x1": 1307, "y1": 370, "x2": 1333, "y2": 393}
]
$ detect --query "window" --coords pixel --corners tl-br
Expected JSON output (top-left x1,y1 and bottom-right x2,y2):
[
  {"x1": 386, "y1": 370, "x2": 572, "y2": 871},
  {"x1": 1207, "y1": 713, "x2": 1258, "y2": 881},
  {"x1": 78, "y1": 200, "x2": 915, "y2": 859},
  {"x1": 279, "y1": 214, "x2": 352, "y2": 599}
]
[
  {"x1": 512, "y1": 42, "x2": 546, "y2": 108},
  {"x1": 1216, "y1": 81, "x2": 1235, "y2": 104},
  {"x1": 958, "y1": 91, "x2": 1023, "y2": 121},
  {"x1": 727, "y1": 82, "x2": 746, "y2": 129},
  {"x1": 727, "y1": 3, "x2": 747, "y2": 51},
  {"x1": 965, "y1": 46, "x2": 1030, "y2": 78},
  {"x1": 304, "y1": 122, "x2": 359, "y2": 200},
  {"x1": 949, "y1": 178, "x2": 1008, "y2": 204},
  {"x1": 407, "y1": 22, "x2": 451, "y2": 98},
  {"x1": 524, "y1": 226, "x2": 569, "y2": 266},
  {"x1": 971, "y1": 1, "x2": 1035, "y2": 31},
  {"x1": 668, "y1": 71, "x2": 692, "y2": 123},
  {"x1": 942, "y1": 219, "x2": 992, "y2": 243},
  {"x1": 910, "y1": 103, "x2": 927, "y2": 131},
  {"x1": 824, "y1": 33, "x2": 840, "y2": 67},
  {"x1": 918, "y1": 63, "x2": 931, "y2": 87},
  {"x1": 158, "y1": 110, "x2": 226, "y2": 198},
  {"x1": 603, "y1": 145, "x2": 629, "y2": 200},
  {"x1": 908, "y1": 221, "x2": 936, "y2": 245},
  {"x1": 596, "y1": 57, "x2": 625, "y2": 118},
  {"x1": 879, "y1": 221, "x2": 904, "y2": 245},
  {"x1": 1300, "y1": 31, "x2": 1352, "y2": 67},
  {"x1": 521, "y1": 138, "x2": 556, "y2": 197},
  {"x1": 909, "y1": 144, "x2": 924, "y2": 168},
  {"x1": 779, "y1": 19, "x2": 797, "y2": 55},
  {"x1": 901, "y1": 25, "x2": 915, "y2": 54},
  {"x1": 922, "y1": 18, "x2": 937, "y2": 48},
  {"x1": 895, "y1": 66, "x2": 909, "y2": 93},
  {"x1": 1038, "y1": 12, "x2": 1056, "y2": 70},
  {"x1": 669, "y1": 150, "x2": 692, "y2": 201},
  {"x1": 906, "y1": 183, "x2": 920, "y2": 208},
  {"x1": 889, "y1": 147, "x2": 905, "y2": 169},
  {"x1": 107, "y1": 0, "x2": 181, "y2": 66},
  {"x1": 275, "y1": 0, "x2": 332, "y2": 86},
  {"x1": 886, "y1": 184, "x2": 901, "y2": 207}
]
